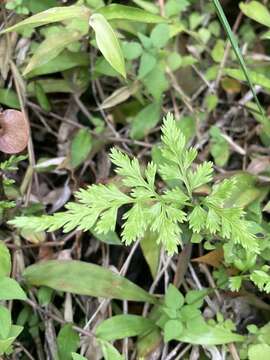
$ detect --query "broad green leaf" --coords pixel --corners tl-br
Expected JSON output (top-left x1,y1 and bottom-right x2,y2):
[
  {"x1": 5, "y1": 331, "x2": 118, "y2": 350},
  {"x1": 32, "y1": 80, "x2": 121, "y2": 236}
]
[
  {"x1": 0, "y1": 89, "x2": 20, "y2": 109},
  {"x1": 137, "y1": 328, "x2": 162, "y2": 358},
  {"x1": 248, "y1": 344, "x2": 270, "y2": 360},
  {"x1": 35, "y1": 83, "x2": 51, "y2": 112},
  {"x1": 0, "y1": 241, "x2": 11, "y2": 277},
  {"x1": 138, "y1": 33, "x2": 153, "y2": 49},
  {"x1": 164, "y1": 284, "x2": 184, "y2": 310},
  {"x1": 24, "y1": 0, "x2": 58, "y2": 14},
  {"x1": 240, "y1": 1, "x2": 270, "y2": 28},
  {"x1": 150, "y1": 23, "x2": 170, "y2": 48},
  {"x1": 24, "y1": 30, "x2": 83, "y2": 75},
  {"x1": 167, "y1": 52, "x2": 182, "y2": 71},
  {"x1": 37, "y1": 287, "x2": 54, "y2": 306},
  {"x1": 189, "y1": 12, "x2": 204, "y2": 30},
  {"x1": 91, "y1": 229, "x2": 122, "y2": 245},
  {"x1": 70, "y1": 129, "x2": 92, "y2": 168},
  {"x1": 86, "y1": 0, "x2": 104, "y2": 9},
  {"x1": 165, "y1": 0, "x2": 189, "y2": 17},
  {"x1": 94, "y1": 57, "x2": 119, "y2": 77},
  {"x1": 57, "y1": 324, "x2": 79, "y2": 360},
  {"x1": 1, "y1": 6, "x2": 91, "y2": 34},
  {"x1": 179, "y1": 304, "x2": 201, "y2": 321},
  {"x1": 5, "y1": 1, "x2": 29, "y2": 14},
  {"x1": 71, "y1": 353, "x2": 87, "y2": 360},
  {"x1": 164, "y1": 320, "x2": 183, "y2": 342},
  {"x1": 211, "y1": 39, "x2": 225, "y2": 62},
  {"x1": 140, "y1": 230, "x2": 160, "y2": 278},
  {"x1": 142, "y1": 64, "x2": 169, "y2": 101},
  {"x1": 177, "y1": 316, "x2": 244, "y2": 345},
  {"x1": 100, "y1": 340, "x2": 124, "y2": 360},
  {"x1": 225, "y1": 68, "x2": 270, "y2": 91},
  {"x1": 131, "y1": 102, "x2": 161, "y2": 140},
  {"x1": 205, "y1": 94, "x2": 218, "y2": 112},
  {"x1": 0, "y1": 277, "x2": 27, "y2": 301},
  {"x1": 89, "y1": 14, "x2": 126, "y2": 78},
  {"x1": 212, "y1": 0, "x2": 265, "y2": 119},
  {"x1": 198, "y1": 28, "x2": 211, "y2": 44},
  {"x1": 0, "y1": 325, "x2": 23, "y2": 356},
  {"x1": 122, "y1": 41, "x2": 143, "y2": 60},
  {"x1": 132, "y1": 0, "x2": 159, "y2": 14},
  {"x1": 26, "y1": 50, "x2": 89, "y2": 78},
  {"x1": 0, "y1": 306, "x2": 12, "y2": 339},
  {"x1": 185, "y1": 289, "x2": 208, "y2": 307},
  {"x1": 210, "y1": 126, "x2": 230, "y2": 167},
  {"x1": 27, "y1": 79, "x2": 73, "y2": 95},
  {"x1": 138, "y1": 52, "x2": 157, "y2": 79},
  {"x1": 97, "y1": 4, "x2": 165, "y2": 23},
  {"x1": 23, "y1": 260, "x2": 156, "y2": 303},
  {"x1": 96, "y1": 315, "x2": 156, "y2": 340}
]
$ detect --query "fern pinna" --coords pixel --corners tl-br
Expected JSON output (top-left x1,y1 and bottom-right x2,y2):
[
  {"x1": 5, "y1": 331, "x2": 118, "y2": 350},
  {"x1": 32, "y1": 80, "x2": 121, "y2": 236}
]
[{"x1": 10, "y1": 114, "x2": 258, "y2": 255}]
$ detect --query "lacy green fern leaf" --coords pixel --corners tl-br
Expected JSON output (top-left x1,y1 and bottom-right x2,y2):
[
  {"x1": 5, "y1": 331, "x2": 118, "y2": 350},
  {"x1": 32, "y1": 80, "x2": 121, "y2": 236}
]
[
  {"x1": 9, "y1": 114, "x2": 257, "y2": 255},
  {"x1": 188, "y1": 162, "x2": 214, "y2": 191},
  {"x1": 122, "y1": 202, "x2": 148, "y2": 244},
  {"x1": 206, "y1": 178, "x2": 237, "y2": 207},
  {"x1": 188, "y1": 205, "x2": 207, "y2": 233},
  {"x1": 160, "y1": 113, "x2": 186, "y2": 164},
  {"x1": 110, "y1": 148, "x2": 147, "y2": 189},
  {"x1": 204, "y1": 180, "x2": 259, "y2": 252},
  {"x1": 250, "y1": 271, "x2": 270, "y2": 293}
]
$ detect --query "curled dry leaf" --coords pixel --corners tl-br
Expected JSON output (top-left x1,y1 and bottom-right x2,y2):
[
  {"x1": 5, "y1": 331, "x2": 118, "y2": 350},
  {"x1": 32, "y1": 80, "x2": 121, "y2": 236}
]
[{"x1": 0, "y1": 110, "x2": 29, "y2": 154}]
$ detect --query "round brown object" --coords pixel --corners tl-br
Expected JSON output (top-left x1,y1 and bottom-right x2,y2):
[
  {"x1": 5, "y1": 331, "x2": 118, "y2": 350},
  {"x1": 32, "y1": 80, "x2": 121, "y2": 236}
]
[{"x1": 0, "y1": 110, "x2": 29, "y2": 154}]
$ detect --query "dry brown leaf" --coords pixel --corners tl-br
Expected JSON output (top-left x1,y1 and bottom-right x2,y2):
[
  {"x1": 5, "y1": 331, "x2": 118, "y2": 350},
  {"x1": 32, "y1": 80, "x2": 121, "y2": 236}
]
[
  {"x1": 247, "y1": 156, "x2": 270, "y2": 175},
  {"x1": 192, "y1": 248, "x2": 224, "y2": 268},
  {"x1": 221, "y1": 77, "x2": 241, "y2": 94},
  {"x1": 0, "y1": 109, "x2": 29, "y2": 153}
]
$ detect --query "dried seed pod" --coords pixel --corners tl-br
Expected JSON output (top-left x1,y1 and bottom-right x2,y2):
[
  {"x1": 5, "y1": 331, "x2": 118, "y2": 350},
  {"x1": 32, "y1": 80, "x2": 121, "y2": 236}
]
[{"x1": 0, "y1": 109, "x2": 29, "y2": 154}]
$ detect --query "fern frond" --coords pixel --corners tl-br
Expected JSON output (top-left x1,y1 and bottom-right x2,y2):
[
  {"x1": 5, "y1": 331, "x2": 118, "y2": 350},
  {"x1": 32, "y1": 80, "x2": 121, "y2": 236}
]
[
  {"x1": 161, "y1": 113, "x2": 186, "y2": 164},
  {"x1": 75, "y1": 183, "x2": 131, "y2": 207},
  {"x1": 188, "y1": 205, "x2": 207, "y2": 233},
  {"x1": 206, "y1": 178, "x2": 237, "y2": 206},
  {"x1": 0, "y1": 200, "x2": 16, "y2": 210},
  {"x1": 10, "y1": 184, "x2": 132, "y2": 234},
  {"x1": 206, "y1": 208, "x2": 220, "y2": 234},
  {"x1": 149, "y1": 203, "x2": 184, "y2": 254},
  {"x1": 0, "y1": 155, "x2": 27, "y2": 171},
  {"x1": 250, "y1": 271, "x2": 270, "y2": 293},
  {"x1": 122, "y1": 202, "x2": 148, "y2": 244},
  {"x1": 205, "y1": 205, "x2": 258, "y2": 252},
  {"x1": 162, "y1": 188, "x2": 189, "y2": 205},
  {"x1": 110, "y1": 148, "x2": 147, "y2": 189},
  {"x1": 188, "y1": 162, "x2": 214, "y2": 191},
  {"x1": 9, "y1": 114, "x2": 258, "y2": 256},
  {"x1": 159, "y1": 162, "x2": 181, "y2": 181}
]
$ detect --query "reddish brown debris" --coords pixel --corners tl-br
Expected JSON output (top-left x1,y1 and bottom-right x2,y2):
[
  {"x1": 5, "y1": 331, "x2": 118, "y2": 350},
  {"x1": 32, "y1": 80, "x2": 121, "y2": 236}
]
[{"x1": 0, "y1": 109, "x2": 29, "y2": 154}]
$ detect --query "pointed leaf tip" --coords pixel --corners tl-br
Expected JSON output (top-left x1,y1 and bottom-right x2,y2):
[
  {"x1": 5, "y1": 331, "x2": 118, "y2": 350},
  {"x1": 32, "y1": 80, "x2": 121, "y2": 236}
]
[{"x1": 89, "y1": 13, "x2": 126, "y2": 78}]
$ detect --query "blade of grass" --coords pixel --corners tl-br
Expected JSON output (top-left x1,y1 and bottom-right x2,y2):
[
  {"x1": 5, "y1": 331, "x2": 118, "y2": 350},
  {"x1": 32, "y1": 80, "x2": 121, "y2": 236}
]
[{"x1": 212, "y1": 0, "x2": 265, "y2": 118}]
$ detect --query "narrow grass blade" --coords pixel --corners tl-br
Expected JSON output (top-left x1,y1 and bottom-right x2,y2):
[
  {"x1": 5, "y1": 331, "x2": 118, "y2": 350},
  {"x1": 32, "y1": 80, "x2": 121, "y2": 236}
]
[{"x1": 212, "y1": 0, "x2": 265, "y2": 118}]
